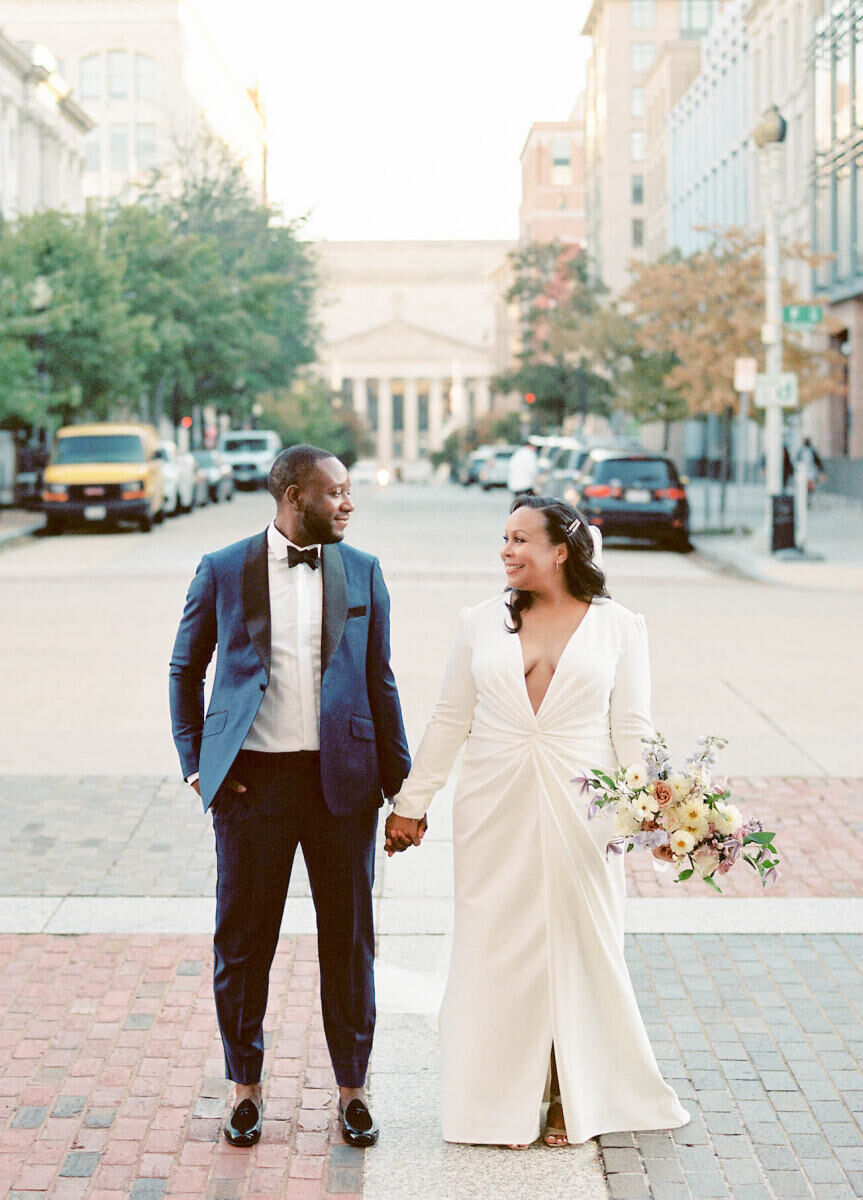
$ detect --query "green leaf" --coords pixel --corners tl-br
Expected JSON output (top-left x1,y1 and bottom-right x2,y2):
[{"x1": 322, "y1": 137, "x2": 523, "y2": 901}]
[
  {"x1": 676, "y1": 868, "x2": 694, "y2": 881},
  {"x1": 703, "y1": 874, "x2": 723, "y2": 893},
  {"x1": 744, "y1": 831, "x2": 776, "y2": 846}
]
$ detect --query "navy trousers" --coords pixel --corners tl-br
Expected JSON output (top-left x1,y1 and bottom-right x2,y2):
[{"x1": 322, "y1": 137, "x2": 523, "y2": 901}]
[{"x1": 211, "y1": 749, "x2": 378, "y2": 1087}]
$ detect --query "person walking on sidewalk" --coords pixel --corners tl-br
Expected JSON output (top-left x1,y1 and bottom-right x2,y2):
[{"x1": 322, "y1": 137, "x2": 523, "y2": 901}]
[
  {"x1": 169, "y1": 444, "x2": 412, "y2": 1150},
  {"x1": 507, "y1": 438, "x2": 538, "y2": 498},
  {"x1": 797, "y1": 437, "x2": 825, "y2": 501}
]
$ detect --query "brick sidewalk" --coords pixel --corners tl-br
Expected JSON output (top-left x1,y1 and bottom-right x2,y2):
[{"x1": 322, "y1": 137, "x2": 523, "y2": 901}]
[
  {"x1": 625, "y1": 777, "x2": 863, "y2": 898},
  {"x1": 0, "y1": 934, "x2": 362, "y2": 1199}
]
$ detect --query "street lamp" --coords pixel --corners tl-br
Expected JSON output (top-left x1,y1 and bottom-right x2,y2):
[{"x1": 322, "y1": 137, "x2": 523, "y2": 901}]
[{"x1": 752, "y1": 104, "x2": 788, "y2": 543}]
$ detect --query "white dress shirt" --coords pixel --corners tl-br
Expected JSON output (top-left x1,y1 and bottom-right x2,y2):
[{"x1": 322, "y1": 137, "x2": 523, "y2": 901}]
[{"x1": 242, "y1": 521, "x2": 323, "y2": 752}]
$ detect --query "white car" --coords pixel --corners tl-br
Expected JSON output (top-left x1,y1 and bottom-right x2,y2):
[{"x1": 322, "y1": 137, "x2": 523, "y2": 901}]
[
  {"x1": 156, "y1": 440, "x2": 196, "y2": 515},
  {"x1": 218, "y1": 429, "x2": 282, "y2": 490},
  {"x1": 350, "y1": 459, "x2": 389, "y2": 487}
]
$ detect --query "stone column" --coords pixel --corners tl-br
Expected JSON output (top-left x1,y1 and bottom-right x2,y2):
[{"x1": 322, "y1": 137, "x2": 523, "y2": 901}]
[
  {"x1": 429, "y1": 377, "x2": 444, "y2": 452},
  {"x1": 403, "y1": 378, "x2": 419, "y2": 462},
  {"x1": 377, "y1": 378, "x2": 393, "y2": 465},
  {"x1": 352, "y1": 377, "x2": 368, "y2": 418},
  {"x1": 450, "y1": 361, "x2": 467, "y2": 426},
  {"x1": 474, "y1": 376, "x2": 491, "y2": 417}
]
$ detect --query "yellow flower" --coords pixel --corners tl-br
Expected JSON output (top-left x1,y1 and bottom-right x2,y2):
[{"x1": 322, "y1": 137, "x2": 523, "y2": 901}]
[{"x1": 669, "y1": 829, "x2": 695, "y2": 856}]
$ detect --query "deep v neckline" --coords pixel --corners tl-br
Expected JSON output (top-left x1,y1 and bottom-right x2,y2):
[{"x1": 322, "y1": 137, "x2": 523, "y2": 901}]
[{"x1": 515, "y1": 601, "x2": 593, "y2": 718}]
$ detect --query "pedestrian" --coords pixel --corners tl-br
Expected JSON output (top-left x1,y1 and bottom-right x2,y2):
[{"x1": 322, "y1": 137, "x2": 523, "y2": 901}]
[
  {"x1": 169, "y1": 444, "x2": 412, "y2": 1150},
  {"x1": 507, "y1": 438, "x2": 538, "y2": 497},
  {"x1": 383, "y1": 497, "x2": 688, "y2": 1148},
  {"x1": 797, "y1": 437, "x2": 825, "y2": 500}
]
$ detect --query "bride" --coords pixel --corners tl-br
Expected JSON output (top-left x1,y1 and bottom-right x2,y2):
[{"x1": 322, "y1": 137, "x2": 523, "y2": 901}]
[{"x1": 384, "y1": 496, "x2": 689, "y2": 1148}]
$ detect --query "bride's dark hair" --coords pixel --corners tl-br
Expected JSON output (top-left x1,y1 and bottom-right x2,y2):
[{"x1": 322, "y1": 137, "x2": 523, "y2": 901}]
[{"x1": 505, "y1": 496, "x2": 609, "y2": 634}]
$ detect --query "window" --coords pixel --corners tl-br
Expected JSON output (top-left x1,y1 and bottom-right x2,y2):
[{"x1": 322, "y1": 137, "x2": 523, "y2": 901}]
[
  {"x1": 835, "y1": 32, "x2": 851, "y2": 141},
  {"x1": 679, "y1": 0, "x2": 719, "y2": 38},
  {"x1": 632, "y1": 174, "x2": 644, "y2": 204},
  {"x1": 631, "y1": 0, "x2": 655, "y2": 29},
  {"x1": 135, "y1": 123, "x2": 156, "y2": 172},
  {"x1": 632, "y1": 219, "x2": 645, "y2": 248},
  {"x1": 631, "y1": 86, "x2": 644, "y2": 118},
  {"x1": 814, "y1": 176, "x2": 832, "y2": 289},
  {"x1": 856, "y1": 28, "x2": 863, "y2": 129},
  {"x1": 631, "y1": 130, "x2": 645, "y2": 161},
  {"x1": 551, "y1": 138, "x2": 571, "y2": 185},
  {"x1": 857, "y1": 160, "x2": 863, "y2": 272},
  {"x1": 110, "y1": 124, "x2": 128, "y2": 172},
  {"x1": 836, "y1": 166, "x2": 851, "y2": 279},
  {"x1": 814, "y1": 47, "x2": 832, "y2": 152},
  {"x1": 107, "y1": 50, "x2": 127, "y2": 99},
  {"x1": 79, "y1": 54, "x2": 100, "y2": 100},
  {"x1": 135, "y1": 53, "x2": 156, "y2": 101},
  {"x1": 84, "y1": 129, "x2": 100, "y2": 173},
  {"x1": 631, "y1": 43, "x2": 655, "y2": 74}
]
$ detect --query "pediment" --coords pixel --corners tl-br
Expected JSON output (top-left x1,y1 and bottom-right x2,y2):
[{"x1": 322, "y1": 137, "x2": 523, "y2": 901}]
[{"x1": 327, "y1": 319, "x2": 485, "y2": 362}]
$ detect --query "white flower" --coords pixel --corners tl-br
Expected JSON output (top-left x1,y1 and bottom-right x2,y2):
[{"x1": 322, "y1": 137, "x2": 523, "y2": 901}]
[
  {"x1": 713, "y1": 803, "x2": 743, "y2": 835},
  {"x1": 678, "y1": 799, "x2": 710, "y2": 840},
  {"x1": 631, "y1": 797, "x2": 656, "y2": 822},
  {"x1": 669, "y1": 774, "x2": 691, "y2": 802},
  {"x1": 669, "y1": 829, "x2": 695, "y2": 856},
  {"x1": 660, "y1": 802, "x2": 687, "y2": 832},
  {"x1": 625, "y1": 764, "x2": 647, "y2": 789},
  {"x1": 615, "y1": 808, "x2": 642, "y2": 836}
]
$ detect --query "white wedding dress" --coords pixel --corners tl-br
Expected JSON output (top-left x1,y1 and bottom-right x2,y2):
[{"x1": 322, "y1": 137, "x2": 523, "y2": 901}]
[{"x1": 393, "y1": 593, "x2": 689, "y2": 1146}]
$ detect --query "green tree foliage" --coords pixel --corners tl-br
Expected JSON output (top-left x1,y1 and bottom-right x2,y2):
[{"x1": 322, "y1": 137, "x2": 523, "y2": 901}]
[
  {"x1": 493, "y1": 241, "x2": 612, "y2": 429},
  {"x1": 256, "y1": 380, "x2": 372, "y2": 467},
  {"x1": 0, "y1": 135, "x2": 319, "y2": 435},
  {"x1": 0, "y1": 210, "x2": 148, "y2": 426}
]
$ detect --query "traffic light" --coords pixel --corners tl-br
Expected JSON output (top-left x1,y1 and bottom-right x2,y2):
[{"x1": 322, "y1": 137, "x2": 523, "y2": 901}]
[
  {"x1": 524, "y1": 392, "x2": 536, "y2": 405},
  {"x1": 181, "y1": 415, "x2": 193, "y2": 428}
]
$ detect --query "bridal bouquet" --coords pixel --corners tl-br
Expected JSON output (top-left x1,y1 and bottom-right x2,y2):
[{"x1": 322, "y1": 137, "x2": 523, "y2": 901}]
[{"x1": 576, "y1": 734, "x2": 779, "y2": 892}]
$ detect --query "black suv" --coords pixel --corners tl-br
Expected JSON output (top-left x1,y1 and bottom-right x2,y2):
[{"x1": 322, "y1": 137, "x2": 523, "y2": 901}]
[{"x1": 570, "y1": 450, "x2": 690, "y2": 552}]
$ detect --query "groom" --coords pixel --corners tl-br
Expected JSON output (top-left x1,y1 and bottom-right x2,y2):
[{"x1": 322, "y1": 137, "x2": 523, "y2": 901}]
[{"x1": 169, "y1": 444, "x2": 411, "y2": 1148}]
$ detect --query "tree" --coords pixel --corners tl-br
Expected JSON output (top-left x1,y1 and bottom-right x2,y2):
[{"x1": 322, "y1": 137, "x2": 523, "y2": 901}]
[
  {"x1": 624, "y1": 229, "x2": 845, "y2": 415},
  {"x1": 493, "y1": 240, "x2": 612, "y2": 429},
  {"x1": 0, "y1": 210, "x2": 148, "y2": 426},
  {"x1": 256, "y1": 379, "x2": 372, "y2": 467}
]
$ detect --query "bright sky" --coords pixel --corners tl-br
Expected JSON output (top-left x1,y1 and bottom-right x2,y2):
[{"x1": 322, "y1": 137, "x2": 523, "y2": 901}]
[{"x1": 206, "y1": 0, "x2": 592, "y2": 241}]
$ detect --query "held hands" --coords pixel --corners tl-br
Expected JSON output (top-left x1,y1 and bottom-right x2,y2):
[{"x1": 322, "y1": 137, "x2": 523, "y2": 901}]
[{"x1": 384, "y1": 811, "x2": 428, "y2": 857}]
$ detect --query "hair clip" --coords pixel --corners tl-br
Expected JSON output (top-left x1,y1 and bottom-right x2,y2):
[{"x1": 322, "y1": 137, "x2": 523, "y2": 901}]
[{"x1": 566, "y1": 518, "x2": 581, "y2": 536}]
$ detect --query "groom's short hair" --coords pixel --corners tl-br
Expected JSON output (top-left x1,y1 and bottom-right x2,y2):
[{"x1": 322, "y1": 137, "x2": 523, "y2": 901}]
[{"x1": 268, "y1": 444, "x2": 336, "y2": 500}]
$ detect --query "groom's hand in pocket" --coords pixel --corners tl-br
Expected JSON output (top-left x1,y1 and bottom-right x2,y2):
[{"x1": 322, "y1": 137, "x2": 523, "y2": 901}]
[{"x1": 384, "y1": 812, "x2": 427, "y2": 856}]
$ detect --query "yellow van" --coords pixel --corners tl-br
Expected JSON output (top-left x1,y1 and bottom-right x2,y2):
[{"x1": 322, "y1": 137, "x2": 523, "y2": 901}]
[{"x1": 42, "y1": 422, "x2": 165, "y2": 533}]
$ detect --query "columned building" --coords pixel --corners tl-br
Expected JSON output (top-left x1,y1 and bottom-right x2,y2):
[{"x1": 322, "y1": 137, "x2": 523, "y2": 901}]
[
  {"x1": 0, "y1": 0, "x2": 266, "y2": 204},
  {"x1": 0, "y1": 33, "x2": 92, "y2": 220},
  {"x1": 644, "y1": 38, "x2": 703, "y2": 259},
  {"x1": 316, "y1": 241, "x2": 515, "y2": 469}
]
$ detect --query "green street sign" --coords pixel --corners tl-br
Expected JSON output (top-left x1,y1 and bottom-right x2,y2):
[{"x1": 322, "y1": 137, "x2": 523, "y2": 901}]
[{"x1": 783, "y1": 304, "x2": 823, "y2": 327}]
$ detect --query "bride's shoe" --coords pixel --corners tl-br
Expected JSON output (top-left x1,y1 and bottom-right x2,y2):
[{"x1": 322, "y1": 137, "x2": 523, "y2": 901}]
[{"x1": 543, "y1": 1098, "x2": 568, "y2": 1147}]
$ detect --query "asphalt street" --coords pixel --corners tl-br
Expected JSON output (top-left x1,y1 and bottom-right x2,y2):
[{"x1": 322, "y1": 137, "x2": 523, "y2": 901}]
[{"x1": 0, "y1": 483, "x2": 859, "y2": 779}]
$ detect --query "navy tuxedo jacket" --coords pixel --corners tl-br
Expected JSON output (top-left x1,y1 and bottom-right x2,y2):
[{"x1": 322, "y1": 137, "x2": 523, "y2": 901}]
[{"x1": 169, "y1": 531, "x2": 411, "y2": 814}]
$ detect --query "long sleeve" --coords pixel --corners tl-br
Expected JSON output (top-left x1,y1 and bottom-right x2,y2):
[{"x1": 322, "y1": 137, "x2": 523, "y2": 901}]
[
  {"x1": 391, "y1": 608, "x2": 478, "y2": 819},
  {"x1": 168, "y1": 555, "x2": 217, "y2": 779},
  {"x1": 609, "y1": 612, "x2": 654, "y2": 770}
]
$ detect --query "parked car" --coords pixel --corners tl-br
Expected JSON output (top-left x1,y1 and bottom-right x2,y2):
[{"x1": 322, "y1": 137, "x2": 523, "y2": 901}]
[
  {"x1": 41, "y1": 422, "x2": 165, "y2": 533},
  {"x1": 459, "y1": 446, "x2": 496, "y2": 486},
  {"x1": 218, "y1": 429, "x2": 282, "y2": 490},
  {"x1": 536, "y1": 440, "x2": 585, "y2": 496},
  {"x1": 192, "y1": 449, "x2": 234, "y2": 503},
  {"x1": 478, "y1": 446, "x2": 518, "y2": 490},
  {"x1": 350, "y1": 459, "x2": 390, "y2": 487},
  {"x1": 156, "y1": 440, "x2": 196, "y2": 516},
  {"x1": 567, "y1": 449, "x2": 690, "y2": 551}
]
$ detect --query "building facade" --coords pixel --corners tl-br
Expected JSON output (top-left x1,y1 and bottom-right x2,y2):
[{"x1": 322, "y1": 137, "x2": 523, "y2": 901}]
[
  {"x1": 582, "y1": 0, "x2": 724, "y2": 294},
  {"x1": 811, "y1": 0, "x2": 863, "y2": 467},
  {"x1": 0, "y1": 33, "x2": 92, "y2": 220},
  {"x1": 0, "y1": 0, "x2": 266, "y2": 205},
  {"x1": 316, "y1": 241, "x2": 515, "y2": 468},
  {"x1": 519, "y1": 99, "x2": 586, "y2": 245},
  {"x1": 644, "y1": 38, "x2": 703, "y2": 259}
]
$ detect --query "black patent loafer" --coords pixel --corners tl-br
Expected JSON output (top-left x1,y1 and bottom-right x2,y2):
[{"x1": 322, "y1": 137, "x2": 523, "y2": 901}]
[
  {"x1": 223, "y1": 1097, "x2": 262, "y2": 1147},
  {"x1": 338, "y1": 1097, "x2": 379, "y2": 1147}
]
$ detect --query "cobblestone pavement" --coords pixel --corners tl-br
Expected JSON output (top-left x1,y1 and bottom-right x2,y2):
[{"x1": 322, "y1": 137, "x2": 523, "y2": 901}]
[
  {"x1": 601, "y1": 932, "x2": 863, "y2": 1200},
  {"x1": 3, "y1": 775, "x2": 861, "y2": 900},
  {"x1": 0, "y1": 933, "x2": 361, "y2": 1200}
]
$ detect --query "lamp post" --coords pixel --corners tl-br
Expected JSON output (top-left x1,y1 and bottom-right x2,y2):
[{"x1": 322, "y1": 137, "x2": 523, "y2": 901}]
[{"x1": 752, "y1": 104, "x2": 787, "y2": 542}]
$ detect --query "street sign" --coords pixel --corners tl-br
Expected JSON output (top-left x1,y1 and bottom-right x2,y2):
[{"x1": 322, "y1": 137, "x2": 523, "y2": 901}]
[
  {"x1": 754, "y1": 372, "x2": 798, "y2": 408},
  {"x1": 783, "y1": 304, "x2": 823, "y2": 327},
  {"x1": 734, "y1": 357, "x2": 757, "y2": 392}
]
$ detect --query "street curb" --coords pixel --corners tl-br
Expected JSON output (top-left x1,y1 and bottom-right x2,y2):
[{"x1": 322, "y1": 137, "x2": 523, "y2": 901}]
[
  {"x1": 689, "y1": 539, "x2": 775, "y2": 586},
  {"x1": 0, "y1": 513, "x2": 44, "y2": 550}
]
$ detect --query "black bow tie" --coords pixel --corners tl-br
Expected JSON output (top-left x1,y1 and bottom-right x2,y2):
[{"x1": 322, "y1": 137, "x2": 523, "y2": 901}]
[{"x1": 286, "y1": 546, "x2": 319, "y2": 570}]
